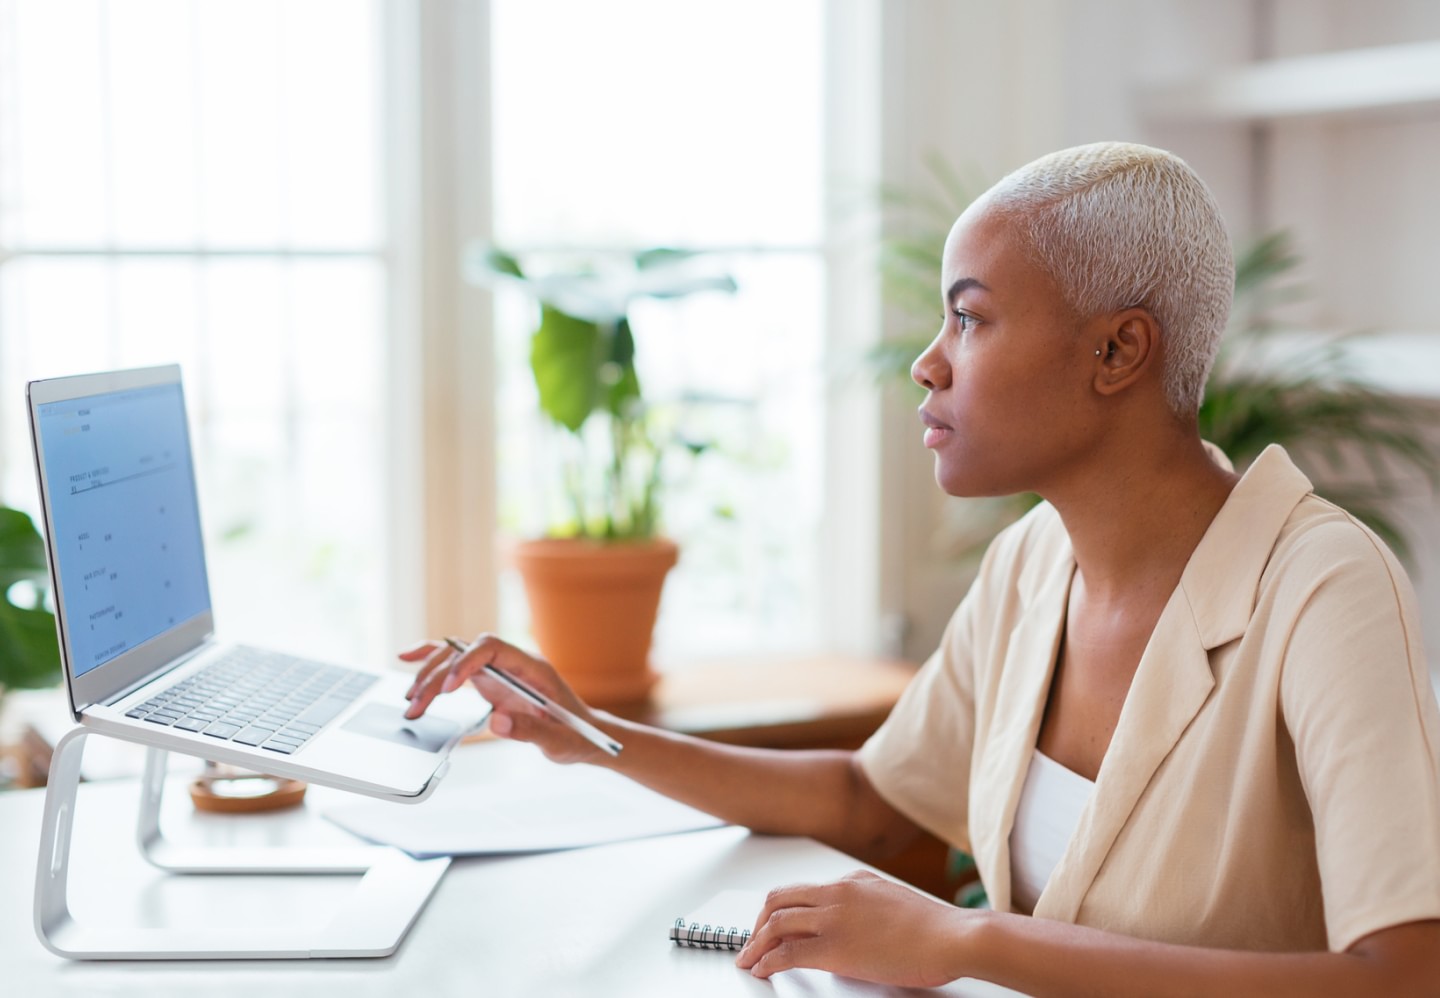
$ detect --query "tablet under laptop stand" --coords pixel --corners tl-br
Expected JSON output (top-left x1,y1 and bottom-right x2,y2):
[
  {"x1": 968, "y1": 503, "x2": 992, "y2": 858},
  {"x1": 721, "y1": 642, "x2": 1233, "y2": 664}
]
[{"x1": 34, "y1": 726, "x2": 450, "y2": 960}]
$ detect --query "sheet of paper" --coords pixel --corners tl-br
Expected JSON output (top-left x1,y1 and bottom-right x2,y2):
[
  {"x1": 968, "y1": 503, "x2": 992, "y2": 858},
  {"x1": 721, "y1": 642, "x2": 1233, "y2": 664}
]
[
  {"x1": 321, "y1": 748, "x2": 725, "y2": 857},
  {"x1": 771, "y1": 970, "x2": 1023, "y2": 998}
]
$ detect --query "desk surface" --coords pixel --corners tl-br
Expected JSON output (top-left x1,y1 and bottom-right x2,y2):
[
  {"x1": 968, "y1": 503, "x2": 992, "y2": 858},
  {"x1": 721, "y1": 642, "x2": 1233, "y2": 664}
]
[{"x1": 1, "y1": 740, "x2": 1019, "y2": 998}]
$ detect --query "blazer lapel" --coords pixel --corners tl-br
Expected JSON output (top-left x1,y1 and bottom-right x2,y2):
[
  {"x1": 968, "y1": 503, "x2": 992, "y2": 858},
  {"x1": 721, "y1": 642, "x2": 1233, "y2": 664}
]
[
  {"x1": 1035, "y1": 584, "x2": 1215, "y2": 921},
  {"x1": 1023, "y1": 445, "x2": 1310, "y2": 921},
  {"x1": 972, "y1": 553, "x2": 1073, "y2": 915}
]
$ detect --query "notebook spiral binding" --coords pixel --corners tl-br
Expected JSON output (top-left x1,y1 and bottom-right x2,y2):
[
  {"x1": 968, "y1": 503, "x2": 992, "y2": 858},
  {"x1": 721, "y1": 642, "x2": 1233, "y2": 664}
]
[{"x1": 670, "y1": 916, "x2": 752, "y2": 951}]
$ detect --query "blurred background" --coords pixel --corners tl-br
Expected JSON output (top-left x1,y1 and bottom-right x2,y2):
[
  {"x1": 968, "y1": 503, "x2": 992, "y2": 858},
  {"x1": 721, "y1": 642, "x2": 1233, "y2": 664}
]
[{"x1": 1, "y1": 0, "x2": 1437, "y2": 711}]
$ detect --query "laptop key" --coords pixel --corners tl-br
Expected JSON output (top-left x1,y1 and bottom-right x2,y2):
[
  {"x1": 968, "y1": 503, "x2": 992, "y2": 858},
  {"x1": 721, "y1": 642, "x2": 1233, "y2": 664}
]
[
  {"x1": 144, "y1": 713, "x2": 181, "y2": 725},
  {"x1": 126, "y1": 707, "x2": 150, "y2": 719},
  {"x1": 175, "y1": 717, "x2": 211, "y2": 732},
  {"x1": 202, "y1": 721, "x2": 243, "y2": 739},
  {"x1": 233, "y1": 727, "x2": 272, "y2": 746},
  {"x1": 261, "y1": 741, "x2": 299, "y2": 754}
]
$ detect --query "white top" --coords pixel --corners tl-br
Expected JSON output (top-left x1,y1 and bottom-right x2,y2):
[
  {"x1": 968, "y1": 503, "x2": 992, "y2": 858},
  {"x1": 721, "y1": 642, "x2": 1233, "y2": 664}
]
[{"x1": 1008, "y1": 749, "x2": 1096, "y2": 915}]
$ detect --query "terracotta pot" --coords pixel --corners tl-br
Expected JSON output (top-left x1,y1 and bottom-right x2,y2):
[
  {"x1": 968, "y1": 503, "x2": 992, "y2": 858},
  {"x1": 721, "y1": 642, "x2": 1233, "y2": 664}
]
[{"x1": 510, "y1": 537, "x2": 679, "y2": 706}]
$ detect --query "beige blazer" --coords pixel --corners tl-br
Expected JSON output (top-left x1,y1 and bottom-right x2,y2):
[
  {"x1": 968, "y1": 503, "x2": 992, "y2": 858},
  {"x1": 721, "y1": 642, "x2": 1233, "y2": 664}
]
[{"x1": 859, "y1": 445, "x2": 1440, "y2": 952}]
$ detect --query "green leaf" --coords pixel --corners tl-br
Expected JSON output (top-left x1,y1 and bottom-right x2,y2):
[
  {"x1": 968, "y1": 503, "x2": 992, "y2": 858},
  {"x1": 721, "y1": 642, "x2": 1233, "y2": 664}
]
[
  {"x1": 483, "y1": 248, "x2": 525, "y2": 279},
  {"x1": 609, "y1": 315, "x2": 636, "y2": 369},
  {"x1": 0, "y1": 506, "x2": 61, "y2": 691},
  {"x1": 531, "y1": 305, "x2": 602, "y2": 433},
  {"x1": 632, "y1": 273, "x2": 738, "y2": 301},
  {"x1": 956, "y1": 881, "x2": 989, "y2": 909},
  {"x1": 0, "y1": 506, "x2": 48, "y2": 589},
  {"x1": 599, "y1": 318, "x2": 642, "y2": 417},
  {"x1": 604, "y1": 365, "x2": 642, "y2": 419},
  {"x1": 634, "y1": 248, "x2": 695, "y2": 269},
  {"x1": 0, "y1": 598, "x2": 60, "y2": 690}
]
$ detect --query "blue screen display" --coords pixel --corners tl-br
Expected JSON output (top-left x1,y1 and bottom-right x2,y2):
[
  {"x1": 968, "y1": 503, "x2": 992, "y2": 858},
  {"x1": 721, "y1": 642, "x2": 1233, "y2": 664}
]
[{"x1": 37, "y1": 382, "x2": 212, "y2": 677}]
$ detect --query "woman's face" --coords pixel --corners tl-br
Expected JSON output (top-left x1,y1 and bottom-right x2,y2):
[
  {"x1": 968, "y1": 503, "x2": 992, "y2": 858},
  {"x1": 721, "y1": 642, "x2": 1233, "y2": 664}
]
[{"x1": 911, "y1": 205, "x2": 1103, "y2": 498}]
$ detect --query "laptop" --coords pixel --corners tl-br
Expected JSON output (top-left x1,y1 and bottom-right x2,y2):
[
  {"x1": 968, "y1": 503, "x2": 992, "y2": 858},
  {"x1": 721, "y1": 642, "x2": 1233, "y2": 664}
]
[{"x1": 26, "y1": 364, "x2": 490, "y2": 802}]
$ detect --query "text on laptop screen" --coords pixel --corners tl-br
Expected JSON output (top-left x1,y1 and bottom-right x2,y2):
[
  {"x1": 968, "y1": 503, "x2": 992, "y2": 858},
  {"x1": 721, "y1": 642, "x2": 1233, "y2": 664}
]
[{"x1": 37, "y1": 383, "x2": 211, "y2": 677}]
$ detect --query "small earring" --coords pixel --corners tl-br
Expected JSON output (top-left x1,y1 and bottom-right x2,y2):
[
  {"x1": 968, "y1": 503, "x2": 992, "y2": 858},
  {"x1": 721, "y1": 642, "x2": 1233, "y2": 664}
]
[{"x1": 1094, "y1": 349, "x2": 1102, "y2": 357}]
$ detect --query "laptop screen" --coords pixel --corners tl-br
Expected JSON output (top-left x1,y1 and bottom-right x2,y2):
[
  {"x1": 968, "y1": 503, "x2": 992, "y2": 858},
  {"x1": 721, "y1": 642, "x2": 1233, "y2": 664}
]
[{"x1": 34, "y1": 380, "x2": 212, "y2": 678}]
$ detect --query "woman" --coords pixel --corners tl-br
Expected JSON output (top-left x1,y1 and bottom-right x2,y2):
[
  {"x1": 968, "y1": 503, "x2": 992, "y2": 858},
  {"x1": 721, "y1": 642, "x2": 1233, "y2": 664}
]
[{"x1": 403, "y1": 143, "x2": 1440, "y2": 994}]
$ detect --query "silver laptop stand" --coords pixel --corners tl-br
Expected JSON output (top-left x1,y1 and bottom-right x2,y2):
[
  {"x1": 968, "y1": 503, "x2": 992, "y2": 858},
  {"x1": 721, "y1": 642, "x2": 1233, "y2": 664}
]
[{"x1": 34, "y1": 726, "x2": 450, "y2": 960}]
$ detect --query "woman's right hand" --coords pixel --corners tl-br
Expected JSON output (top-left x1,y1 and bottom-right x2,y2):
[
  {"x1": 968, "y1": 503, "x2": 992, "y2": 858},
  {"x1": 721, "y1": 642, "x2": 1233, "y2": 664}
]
[{"x1": 399, "y1": 634, "x2": 613, "y2": 765}]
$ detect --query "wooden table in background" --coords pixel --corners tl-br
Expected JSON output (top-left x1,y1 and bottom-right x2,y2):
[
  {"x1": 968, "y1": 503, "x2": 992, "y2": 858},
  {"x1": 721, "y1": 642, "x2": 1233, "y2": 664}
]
[{"x1": 615, "y1": 656, "x2": 918, "y2": 750}]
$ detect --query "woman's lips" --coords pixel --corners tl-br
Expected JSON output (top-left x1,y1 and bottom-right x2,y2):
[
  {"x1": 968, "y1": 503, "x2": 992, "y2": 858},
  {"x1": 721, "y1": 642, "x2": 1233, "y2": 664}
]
[{"x1": 919, "y1": 409, "x2": 952, "y2": 449}]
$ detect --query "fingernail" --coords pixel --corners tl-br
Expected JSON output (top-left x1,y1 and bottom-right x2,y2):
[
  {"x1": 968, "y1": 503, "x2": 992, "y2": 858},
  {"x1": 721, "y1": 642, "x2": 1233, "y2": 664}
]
[
  {"x1": 442, "y1": 674, "x2": 461, "y2": 692},
  {"x1": 490, "y1": 712, "x2": 512, "y2": 736}
]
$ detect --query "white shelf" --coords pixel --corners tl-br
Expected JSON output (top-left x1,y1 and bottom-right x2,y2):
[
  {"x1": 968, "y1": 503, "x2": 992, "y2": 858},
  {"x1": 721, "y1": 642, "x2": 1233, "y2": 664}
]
[
  {"x1": 1229, "y1": 329, "x2": 1440, "y2": 401},
  {"x1": 1139, "y1": 41, "x2": 1440, "y2": 122}
]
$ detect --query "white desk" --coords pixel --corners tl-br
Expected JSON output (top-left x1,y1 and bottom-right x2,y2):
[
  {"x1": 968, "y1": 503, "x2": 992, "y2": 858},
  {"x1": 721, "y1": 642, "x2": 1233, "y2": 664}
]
[{"x1": 1, "y1": 741, "x2": 1021, "y2": 998}]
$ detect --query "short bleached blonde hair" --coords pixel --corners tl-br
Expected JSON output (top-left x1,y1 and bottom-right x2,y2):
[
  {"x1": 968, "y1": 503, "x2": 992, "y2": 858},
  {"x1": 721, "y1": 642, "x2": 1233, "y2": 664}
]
[{"x1": 982, "y1": 142, "x2": 1234, "y2": 416}]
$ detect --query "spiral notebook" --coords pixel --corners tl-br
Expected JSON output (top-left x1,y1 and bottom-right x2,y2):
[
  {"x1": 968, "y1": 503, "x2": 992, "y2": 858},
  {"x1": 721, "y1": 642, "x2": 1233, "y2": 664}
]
[
  {"x1": 668, "y1": 890, "x2": 1027, "y2": 996},
  {"x1": 669, "y1": 889, "x2": 763, "y2": 951}
]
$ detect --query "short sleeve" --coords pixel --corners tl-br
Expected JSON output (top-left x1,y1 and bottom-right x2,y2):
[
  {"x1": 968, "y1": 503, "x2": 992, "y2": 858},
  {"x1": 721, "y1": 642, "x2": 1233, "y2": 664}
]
[
  {"x1": 858, "y1": 591, "x2": 980, "y2": 854},
  {"x1": 1278, "y1": 518, "x2": 1440, "y2": 951}
]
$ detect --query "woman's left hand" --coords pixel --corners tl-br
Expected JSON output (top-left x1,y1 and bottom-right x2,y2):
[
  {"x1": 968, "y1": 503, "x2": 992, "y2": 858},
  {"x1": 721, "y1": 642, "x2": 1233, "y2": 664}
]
[{"x1": 735, "y1": 870, "x2": 974, "y2": 986}]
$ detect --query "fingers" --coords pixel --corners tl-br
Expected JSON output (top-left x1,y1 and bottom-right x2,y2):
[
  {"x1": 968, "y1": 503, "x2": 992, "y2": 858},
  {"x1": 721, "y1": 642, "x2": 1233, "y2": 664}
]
[
  {"x1": 397, "y1": 640, "x2": 443, "y2": 663},
  {"x1": 403, "y1": 643, "x2": 459, "y2": 718},
  {"x1": 746, "y1": 936, "x2": 826, "y2": 980},
  {"x1": 749, "y1": 882, "x2": 823, "y2": 937},
  {"x1": 735, "y1": 875, "x2": 890, "y2": 978},
  {"x1": 735, "y1": 883, "x2": 824, "y2": 973},
  {"x1": 737, "y1": 907, "x2": 826, "y2": 978},
  {"x1": 402, "y1": 633, "x2": 562, "y2": 721}
]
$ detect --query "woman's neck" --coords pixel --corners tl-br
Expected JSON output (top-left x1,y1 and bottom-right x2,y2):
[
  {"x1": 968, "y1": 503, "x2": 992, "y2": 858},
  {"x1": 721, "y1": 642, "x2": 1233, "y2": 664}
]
[{"x1": 1045, "y1": 431, "x2": 1240, "y2": 607}]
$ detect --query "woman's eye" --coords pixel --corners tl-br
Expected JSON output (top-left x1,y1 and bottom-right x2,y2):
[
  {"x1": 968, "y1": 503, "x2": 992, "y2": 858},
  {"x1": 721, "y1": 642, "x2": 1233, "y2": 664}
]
[{"x1": 952, "y1": 310, "x2": 973, "y2": 331}]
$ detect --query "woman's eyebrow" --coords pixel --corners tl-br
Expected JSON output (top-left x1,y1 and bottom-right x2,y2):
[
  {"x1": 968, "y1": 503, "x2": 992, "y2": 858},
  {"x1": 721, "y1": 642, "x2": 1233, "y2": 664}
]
[{"x1": 946, "y1": 276, "x2": 991, "y2": 306}]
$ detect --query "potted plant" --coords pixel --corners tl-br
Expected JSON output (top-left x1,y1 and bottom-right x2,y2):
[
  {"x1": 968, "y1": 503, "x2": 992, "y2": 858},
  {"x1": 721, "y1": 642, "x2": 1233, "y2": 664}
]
[{"x1": 466, "y1": 246, "x2": 736, "y2": 705}]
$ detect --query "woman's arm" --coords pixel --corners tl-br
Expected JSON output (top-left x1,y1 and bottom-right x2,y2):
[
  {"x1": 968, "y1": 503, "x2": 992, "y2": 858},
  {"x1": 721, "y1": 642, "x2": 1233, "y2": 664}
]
[
  {"x1": 736, "y1": 873, "x2": 1440, "y2": 996},
  {"x1": 401, "y1": 635, "x2": 922, "y2": 861},
  {"x1": 592, "y1": 714, "x2": 921, "y2": 861}
]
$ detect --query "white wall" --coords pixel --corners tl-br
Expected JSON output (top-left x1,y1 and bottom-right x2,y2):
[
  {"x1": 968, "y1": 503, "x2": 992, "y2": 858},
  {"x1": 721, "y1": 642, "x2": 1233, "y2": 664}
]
[{"x1": 877, "y1": 0, "x2": 1440, "y2": 687}]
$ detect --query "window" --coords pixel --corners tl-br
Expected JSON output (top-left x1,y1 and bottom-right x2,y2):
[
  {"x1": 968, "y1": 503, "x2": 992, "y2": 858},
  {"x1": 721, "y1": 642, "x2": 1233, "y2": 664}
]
[
  {"x1": 489, "y1": 0, "x2": 831, "y2": 662},
  {"x1": 0, "y1": 0, "x2": 392, "y2": 664},
  {"x1": 0, "y1": 1, "x2": 883, "y2": 675}
]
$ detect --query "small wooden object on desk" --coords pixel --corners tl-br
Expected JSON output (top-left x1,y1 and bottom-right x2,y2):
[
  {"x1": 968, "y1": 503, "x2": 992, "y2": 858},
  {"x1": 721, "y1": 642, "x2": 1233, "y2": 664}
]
[{"x1": 189, "y1": 761, "x2": 307, "y2": 813}]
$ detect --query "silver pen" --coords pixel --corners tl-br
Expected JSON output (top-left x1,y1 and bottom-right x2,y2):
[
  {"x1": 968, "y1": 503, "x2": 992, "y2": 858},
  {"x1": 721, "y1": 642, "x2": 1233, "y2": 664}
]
[{"x1": 443, "y1": 637, "x2": 623, "y2": 757}]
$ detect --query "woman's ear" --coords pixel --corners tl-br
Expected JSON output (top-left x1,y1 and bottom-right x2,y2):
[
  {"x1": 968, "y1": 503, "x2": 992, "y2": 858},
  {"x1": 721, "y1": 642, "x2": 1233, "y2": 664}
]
[{"x1": 1092, "y1": 308, "x2": 1160, "y2": 398}]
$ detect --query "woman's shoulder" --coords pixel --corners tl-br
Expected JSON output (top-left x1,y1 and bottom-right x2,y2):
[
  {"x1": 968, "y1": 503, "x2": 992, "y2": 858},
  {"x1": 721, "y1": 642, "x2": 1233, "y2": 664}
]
[
  {"x1": 1263, "y1": 492, "x2": 1411, "y2": 601},
  {"x1": 971, "y1": 499, "x2": 1071, "y2": 599}
]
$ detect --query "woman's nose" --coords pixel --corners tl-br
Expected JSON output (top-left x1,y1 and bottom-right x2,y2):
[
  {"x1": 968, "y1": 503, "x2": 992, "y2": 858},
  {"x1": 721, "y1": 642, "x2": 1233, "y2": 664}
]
[{"x1": 911, "y1": 332, "x2": 950, "y2": 391}]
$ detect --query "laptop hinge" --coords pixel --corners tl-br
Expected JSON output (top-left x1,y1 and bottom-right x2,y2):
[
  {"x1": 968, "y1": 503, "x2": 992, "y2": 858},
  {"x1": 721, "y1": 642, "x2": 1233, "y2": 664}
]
[{"x1": 99, "y1": 640, "x2": 218, "y2": 708}]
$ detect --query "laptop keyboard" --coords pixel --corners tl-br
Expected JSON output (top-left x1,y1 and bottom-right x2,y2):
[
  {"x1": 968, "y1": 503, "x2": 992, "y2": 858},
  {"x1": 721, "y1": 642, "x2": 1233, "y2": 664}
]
[{"x1": 124, "y1": 647, "x2": 378, "y2": 755}]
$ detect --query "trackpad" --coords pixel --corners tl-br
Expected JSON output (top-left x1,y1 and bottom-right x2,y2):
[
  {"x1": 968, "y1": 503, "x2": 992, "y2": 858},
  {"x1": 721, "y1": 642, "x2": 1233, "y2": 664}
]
[{"x1": 341, "y1": 703, "x2": 459, "y2": 754}]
